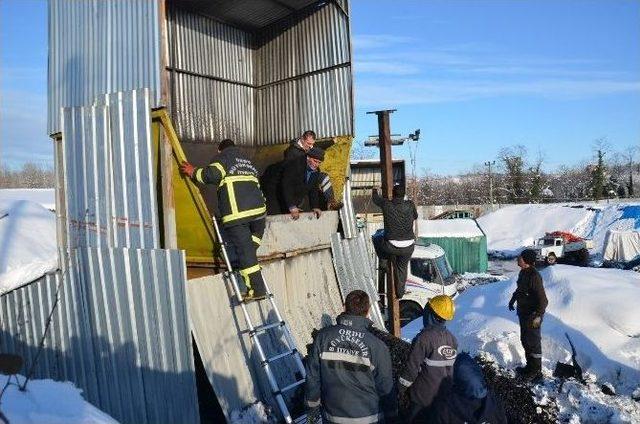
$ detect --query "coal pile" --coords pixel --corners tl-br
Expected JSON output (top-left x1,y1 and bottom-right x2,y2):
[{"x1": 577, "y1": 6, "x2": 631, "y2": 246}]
[{"x1": 370, "y1": 329, "x2": 558, "y2": 424}]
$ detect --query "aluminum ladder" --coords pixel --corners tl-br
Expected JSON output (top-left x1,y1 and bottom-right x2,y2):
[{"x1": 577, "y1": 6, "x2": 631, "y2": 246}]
[{"x1": 210, "y1": 214, "x2": 307, "y2": 423}]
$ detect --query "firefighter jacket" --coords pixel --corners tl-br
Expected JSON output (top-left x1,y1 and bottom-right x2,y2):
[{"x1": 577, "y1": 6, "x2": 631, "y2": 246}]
[
  {"x1": 399, "y1": 320, "x2": 458, "y2": 409},
  {"x1": 510, "y1": 267, "x2": 548, "y2": 317},
  {"x1": 304, "y1": 314, "x2": 397, "y2": 424},
  {"x1": 193, "y1": 146, "x2": 266, "y2": 226},
  {"x1": 372, "y1": 189, "x2": 418, "y2": 242}
]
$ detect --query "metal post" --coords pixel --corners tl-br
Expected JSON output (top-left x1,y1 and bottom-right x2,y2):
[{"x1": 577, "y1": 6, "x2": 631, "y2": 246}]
[
  {"x1": 485, "y1": 160, "x2": 495, "y2": 205},
  {"x1": 367, "y1": 109, "x2": 400, "y2": 337}
]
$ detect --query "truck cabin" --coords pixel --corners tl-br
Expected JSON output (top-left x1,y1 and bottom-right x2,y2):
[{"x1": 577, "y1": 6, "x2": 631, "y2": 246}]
[
  {"x1": 410, "y1": 248, "x2": 455, "y2": 285},
  {"x1": 538, "y1": 237, "x2": 563, "y2": 247}
]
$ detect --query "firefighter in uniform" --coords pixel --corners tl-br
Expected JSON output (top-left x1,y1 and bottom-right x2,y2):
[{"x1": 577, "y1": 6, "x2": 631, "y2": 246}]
[
  {"x1": 509, "y1": 248, "x2": 548, "y2": 382},
  {"x1": 399, "y1": 295, "x2": 458, "y2": 422},
  {"x1": 180, "y1": 139, "x2": 267, "y2": 301}
]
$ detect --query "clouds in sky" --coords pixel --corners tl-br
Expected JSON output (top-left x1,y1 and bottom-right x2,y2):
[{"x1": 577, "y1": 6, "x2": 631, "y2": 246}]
[{"x1": 352, "y1": 34, "x2": 640, "y2": 107}]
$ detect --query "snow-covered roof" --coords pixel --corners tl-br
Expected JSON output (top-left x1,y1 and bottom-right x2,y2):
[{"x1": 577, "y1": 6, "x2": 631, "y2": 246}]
[
  {"x1": 417, "y1": 218, "x2": 484, "y2": 238},
  {"x1": 414, "y1": 242, "x2": 445, "y2": 259},
  {"x1": 0, "y1": 188, "x2": 55, "y2": 210}
]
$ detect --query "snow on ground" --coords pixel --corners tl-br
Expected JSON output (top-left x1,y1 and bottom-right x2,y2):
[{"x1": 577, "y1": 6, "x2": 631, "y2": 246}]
[
  {"x1": 417, "y1": 218, "x2": 483, "y2": 238},
  {"x1": 0, "y1": 374, "x2": 118, "y2": 424},
  {"x1": 0, "y1": 189, "x2": 55, "y2": 210},
  {"x1": 404, "y1": 264, "x2": 640, "y2": 422},
  {"x1": 478, "y1": 202, "x2": 640, "y2": 258},
  {"x1": 229, "y1": 402, "x2": 275, "y2": 424},
  {"x1": 0, "y1": 199, "x2": 58, "y2": 294}
]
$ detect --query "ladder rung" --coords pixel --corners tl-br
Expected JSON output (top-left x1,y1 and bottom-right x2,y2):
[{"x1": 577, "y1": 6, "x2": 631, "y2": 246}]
[
  {"x1": 264, "y1": 349, "x2": 297, "y2": 364},
  {"x1": 278, "y1": 379, "x2": 305, "y2": 394},
  {"x1": 251, "y1": 321, "x2": 284, "y2": 336}
]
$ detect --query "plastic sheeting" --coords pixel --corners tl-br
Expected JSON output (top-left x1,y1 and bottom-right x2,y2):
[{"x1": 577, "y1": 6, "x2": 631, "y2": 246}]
[{"x1": 603, "y1": 230, "x2": 640, "y2": 262}]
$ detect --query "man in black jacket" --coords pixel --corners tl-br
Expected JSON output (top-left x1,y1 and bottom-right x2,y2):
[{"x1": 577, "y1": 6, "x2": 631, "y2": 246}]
[
  {"x1": 305, "y1": 290, "x2": 398, "y2": 424},
  {"x1": 262, "y1": 147, "x2": 328, "y2": 220},
  {"x1": 508, "y1": 248, "x2": 549, "y2": 382},
  {"x1": 422, "y1": 352, "x2": 507, "y2": 424},
  {"x1": 180, "y1": 139, "x2": 267, "y2": 301},
  {"x1": 283, "y1": 130, "x2": 342, "y2": 211},
  {"x1": 371, "y1": 184, "x2": 418, "y2": 298},
  {"x1": 399, "y1": 295, "x2": 457, "y2": 422}
]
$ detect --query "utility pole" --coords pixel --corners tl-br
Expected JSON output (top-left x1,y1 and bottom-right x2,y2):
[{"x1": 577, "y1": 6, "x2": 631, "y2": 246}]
[
  {"x1": 367, "y1": 109, "x2": 401, "y2": 337},
  {"x1": 485, "y1": 161, "x2": 495, "y2": 204}
]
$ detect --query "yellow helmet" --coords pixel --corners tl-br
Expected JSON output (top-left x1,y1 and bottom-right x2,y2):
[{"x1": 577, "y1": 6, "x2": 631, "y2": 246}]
[{"x1": 428, "y1": 295, "x2": 455, "y2": 321}]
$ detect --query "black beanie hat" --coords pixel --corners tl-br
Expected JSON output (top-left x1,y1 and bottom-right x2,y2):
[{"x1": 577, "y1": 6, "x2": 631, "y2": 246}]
[
  {"x1": 520, "y1": 249, "x2": 537, "y2": 266},
  {"x1": 307, "y1": 147, "x2": 325, "y2": 161}
]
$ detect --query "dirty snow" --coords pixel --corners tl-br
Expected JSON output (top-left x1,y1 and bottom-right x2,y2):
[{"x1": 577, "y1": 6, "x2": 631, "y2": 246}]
[
  {"x1": 478, "y1": 202, "x2": 640, "y2": 258},
  {"x1": 0, "y1": 374, "x2": 118, "y2": 424},
  {"x1": 229, "y1": 402, "x2": 275, "y2": 424},
  {"x1": 0, "y1": 199, "x2": 58, "y2": 294},
  {"x1": 404, "y1": 264, "x2": 640, "y2": 422},
  {"x1": 0, "y1": 189, "x2": 55, "y2": 210},
  {"x1": 417, "y1": 218, "x2": 484, "y2": 238}
]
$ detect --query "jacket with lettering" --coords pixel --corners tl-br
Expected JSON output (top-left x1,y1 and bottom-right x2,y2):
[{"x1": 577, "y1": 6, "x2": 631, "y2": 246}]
[
  {"x1": 510, "y1": 267, "x2": 548, "y2": 317},
  {"x1": 305, "y1": 314, "x2": 397, "y2": 424},
  {"x1": 399, "y1": 314, "x2": 458, "y2": 409},
  {"x1": 193, "y1": 146, "x2": 266, "y2": 227}
]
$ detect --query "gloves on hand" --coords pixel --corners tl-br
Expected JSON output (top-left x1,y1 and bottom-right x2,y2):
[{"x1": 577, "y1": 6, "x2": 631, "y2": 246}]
[
  {"x1": 531, "y1": 315, "x2": 542, "y2": 329},
  {"x1": 508, "y1": 301, "x2": 515, "y2": 311}
]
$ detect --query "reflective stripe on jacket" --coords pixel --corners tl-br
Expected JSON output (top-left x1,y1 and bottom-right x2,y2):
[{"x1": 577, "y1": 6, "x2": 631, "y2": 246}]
[
  {"x1": 193, "y1": 146, "x2": 266, "y2": 226},
  {"x1": 399, "y1": 323, "x2": 458, "y2": 408}
]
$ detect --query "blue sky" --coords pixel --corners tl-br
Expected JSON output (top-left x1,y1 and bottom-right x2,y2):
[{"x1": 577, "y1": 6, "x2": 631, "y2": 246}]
[{"x1": 1, "y1": 0, "x2": 639, "y2": 174}]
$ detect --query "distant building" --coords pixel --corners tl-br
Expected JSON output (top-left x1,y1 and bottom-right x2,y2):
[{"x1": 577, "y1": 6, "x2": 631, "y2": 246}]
[{"x1": 350, "y1": 159, "x2": 406, "y2": 214}]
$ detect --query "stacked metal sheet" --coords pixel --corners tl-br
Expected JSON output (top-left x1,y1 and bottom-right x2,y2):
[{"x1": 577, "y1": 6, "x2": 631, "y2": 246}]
[
  {"x1": 62, "y1": 89, "x2": 160, "y2": 250},
  {"x1": 0, "y1": 248, "x2": 198, "y2": 424},
  {"x1": 330, "y1": 232, "x2": 385, "y2": 330}
]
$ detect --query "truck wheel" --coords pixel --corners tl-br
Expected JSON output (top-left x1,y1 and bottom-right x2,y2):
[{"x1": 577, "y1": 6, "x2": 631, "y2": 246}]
[
  {"x1": 546, "y1": 253, "x2": 557, "y2": 265},
  {"x1": 400, "y1": 301, "x2": 423, "y2": 328},
  {"x1": 577, "y1": 248, "x2": 589, "y2": 266}
]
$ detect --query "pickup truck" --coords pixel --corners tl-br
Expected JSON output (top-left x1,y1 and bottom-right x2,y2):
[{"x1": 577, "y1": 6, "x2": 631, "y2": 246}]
[{"x1": 532, "y1": 231, "x2": 593, "y2": 266}]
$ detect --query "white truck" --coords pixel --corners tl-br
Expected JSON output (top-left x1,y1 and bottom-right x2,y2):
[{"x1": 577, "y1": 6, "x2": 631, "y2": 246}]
[{"x1": 532, "y1": 231, "x2": 593, "y2": 265}]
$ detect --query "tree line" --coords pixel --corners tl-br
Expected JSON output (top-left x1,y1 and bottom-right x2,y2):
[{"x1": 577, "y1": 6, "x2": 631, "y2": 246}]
[
  {"x1": 404, "y1": 139, "x2": 639, "y2": 205},
  {"x1": 0, "y1": 163, "x2": 55, "y2": 188}
]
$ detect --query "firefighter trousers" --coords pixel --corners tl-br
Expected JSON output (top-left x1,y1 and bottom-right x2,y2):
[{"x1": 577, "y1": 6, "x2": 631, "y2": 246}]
[{"x1": 223, "y1": 217, "x2": 267, "y2": 296}]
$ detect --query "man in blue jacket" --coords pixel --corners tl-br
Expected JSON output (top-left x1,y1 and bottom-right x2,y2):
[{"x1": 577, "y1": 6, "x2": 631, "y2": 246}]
[{"x1": 305, "y1": 290, "x2": 398, "y2": 424}]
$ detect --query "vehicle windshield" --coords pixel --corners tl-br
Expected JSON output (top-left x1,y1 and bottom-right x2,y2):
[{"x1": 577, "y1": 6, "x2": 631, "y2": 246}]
[
  {"x1": 435, "y1": 256, "x2": 453, "y2": 280},
  {"x1": 539, "y1": 238, "x2": 554, "y2": 246},
  {"x1": 410, "y1": 259, "x2": 435, "y2": 281}
]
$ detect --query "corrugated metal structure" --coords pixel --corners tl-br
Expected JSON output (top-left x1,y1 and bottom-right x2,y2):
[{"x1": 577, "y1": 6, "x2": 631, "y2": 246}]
[
  {"x1": 417, "y1": 219, "x2": 489, "y2": 274},
  {"x1": 167, "y1": 0, "x2": 353, "y2": 146},
  {"x1": 62, "y1": 89, "x2": 160, "y2": 250},
  {"x1": 0, "y1": 248, "x2": 198, "y2": 424},
  {"x1": 330, "y1": 232, "x2": 385, "y2": 329}
]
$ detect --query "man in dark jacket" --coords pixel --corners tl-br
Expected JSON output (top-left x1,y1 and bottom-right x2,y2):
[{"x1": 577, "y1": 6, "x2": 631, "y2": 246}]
[
  {"x1": 508, "y1": 248, "x2": 548, "y2": 382},
  {"x1": 305, "y1": 290, "x2": 398, "y2": 424},
  {"x1": 180, "y1": 139, "x2": 267, "y2": 301},
  {"x1": 399, "y1": 295, "x2": 457, "y2": 422},
  {"x1": 283, "y1": 130, "x2": 342, "y2": 210},
  {"x1": 422, "y1": 352, "x2": 507, "y2": 424},
  {"x1": 371, "y1": 184, "x2": 418, "y2": 298},
  {"x1": 262, "y1": 147, "x2": 328, "y2": 220}
]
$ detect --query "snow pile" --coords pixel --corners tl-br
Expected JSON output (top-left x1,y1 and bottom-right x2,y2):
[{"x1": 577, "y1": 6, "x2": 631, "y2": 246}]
[
  {"x1": 478, "y1": 202, "x2": 640, "y2": 258},
  {"x1": 0, "y1": 189, "x2": 55, "y2": 210},
  {"x1": 477, "y1": 204, "x2": 594, "y2": 257},
  {"x1": 417, "y1": 218, "x2": 484, "y2": 238},
  {"x1": 0, "y1": 374, "x2": 118, "y2": 424},
  {"x1": 229, "y1": 402, "x2": 275, "y2": 424},
  {"x1": 404, "y1": 264, "x2": 640, "y2": 422},
  {"x1": 0, "y1": 200, "x2": 58, "y2": 294}
]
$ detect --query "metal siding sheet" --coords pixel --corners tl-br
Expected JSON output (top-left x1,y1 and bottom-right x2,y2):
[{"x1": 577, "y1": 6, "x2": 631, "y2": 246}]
[
  {"x1": 418, "y1": 236, "x2": 489, "y2": 274},
  {"x1": 48, "y1": 0, "x2": 161, "y2": 134},
  {"x1": 329, "y1": 233, "x2": 385, "y2": 330},
  {"x1": 0, "y1": 248, "x2": 198, "y2": 424}
]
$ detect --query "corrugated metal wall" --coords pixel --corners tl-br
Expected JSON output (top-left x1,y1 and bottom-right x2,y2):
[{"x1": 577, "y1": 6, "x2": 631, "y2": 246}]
[
  {"x1": 48, "y1": 0, "x2": 161, "y2": 134},
  {"x1": 168, "y1": 1, "x2": 353, "y2": 145},
  {"x1": 0, "y1": 248, "x2": 198, "y2": 424},
  {"x1": 62, "y1": 89, "x2": 160, "y2": 250}
]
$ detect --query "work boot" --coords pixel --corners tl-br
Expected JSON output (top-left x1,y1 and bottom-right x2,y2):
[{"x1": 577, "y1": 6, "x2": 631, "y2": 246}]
[
  {"x1": 515, "y1": 365, "x2": 529, "y2": 377},
  {"x1": 521, "y1": 358, "x2": 543, "y2": 383},
  {"x1": 328, "y1": 199, "x2": 344, "y2": 211},
  {"x1": 241, "y1": 288, "x2": 267, "y2": 302}
]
